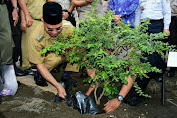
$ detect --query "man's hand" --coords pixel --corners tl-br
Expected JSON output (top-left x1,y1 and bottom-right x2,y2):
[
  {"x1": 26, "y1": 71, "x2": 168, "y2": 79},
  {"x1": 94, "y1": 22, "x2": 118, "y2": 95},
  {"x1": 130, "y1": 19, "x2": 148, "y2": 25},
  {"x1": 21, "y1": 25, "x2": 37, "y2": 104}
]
[
  {"x1": 86, "y1": 68, "x2": 96, "y2": 78},
  {"x1": 103, "y1": 98, "x2": 121, "y2": 113},
  {"x1": 57, "y1": 83, "x2": 66, "y2": 98},
  {"x1": 20, "y1": 21, "x2": 27, "y2": 32},
  {"x1": 12, "y1": 8, "x2": 19, "y2": 26},
  {"x1": 113, "y1": 15, "x2": 121, "y2": 24},
  {"x1": 85, "y1": 0, "x2": 93, "y2": 4},
  {"x1": 63, "y1": 12, "x2": 69, "y2": 20},
  {"x1": 25, "y1": 14, "x2": 33, "y2": 27},
  {"x1": 163, "y1": 29, "x2": 170, "y2": 36}
]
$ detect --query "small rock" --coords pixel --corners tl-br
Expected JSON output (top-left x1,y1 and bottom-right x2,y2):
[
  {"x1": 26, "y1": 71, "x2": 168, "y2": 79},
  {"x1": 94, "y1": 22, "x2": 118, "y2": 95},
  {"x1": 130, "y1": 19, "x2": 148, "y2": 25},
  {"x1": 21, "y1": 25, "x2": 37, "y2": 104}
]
[{"x1": 109, "y1": 115, "x2": 116, "y2": 118}]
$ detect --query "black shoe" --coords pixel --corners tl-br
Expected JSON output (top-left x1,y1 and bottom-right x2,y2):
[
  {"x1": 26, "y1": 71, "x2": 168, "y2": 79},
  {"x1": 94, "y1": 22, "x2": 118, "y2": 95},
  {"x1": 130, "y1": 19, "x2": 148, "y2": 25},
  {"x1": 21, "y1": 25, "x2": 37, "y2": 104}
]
[
  {"x1": 24, "y1": 68, "x2": 34, "y2": 75},
  {"x1": 167, "y1": 70, "x2": 175, "y2": 77},
  {"x1": 15, "y1": 67, "x2": 28, "y2": 76},
  {"x1": 51, "y1": 68, "x2": 60, "y2": 73},
  {"x1": 155, "y1": 76, "x2": 162, "y2": 82},
  {"x1": 34, "y1": 71, "x2": 48, "y2": 87},
  {"x1": 124, "y1": 96, "x2": 142, "y2": 106}
]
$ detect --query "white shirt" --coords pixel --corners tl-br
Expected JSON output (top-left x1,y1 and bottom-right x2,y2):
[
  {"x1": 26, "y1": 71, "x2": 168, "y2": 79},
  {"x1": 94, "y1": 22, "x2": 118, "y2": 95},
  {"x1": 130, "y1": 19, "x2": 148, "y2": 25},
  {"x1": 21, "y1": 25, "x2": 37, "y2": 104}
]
[{"x1": 134, "y1": 0, "x2": 171, "y2": 29}]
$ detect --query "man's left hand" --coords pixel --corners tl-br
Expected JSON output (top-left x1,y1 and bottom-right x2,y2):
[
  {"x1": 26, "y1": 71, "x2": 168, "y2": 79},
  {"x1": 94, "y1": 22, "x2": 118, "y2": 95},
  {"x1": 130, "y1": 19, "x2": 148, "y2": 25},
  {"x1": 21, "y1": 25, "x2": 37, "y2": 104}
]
[
  {"x1": 103, "y1": 98, "x2": 121, "y2": 113},
  {"x1": 12, "y1": 8, "x2": 19, "y2": 26}
]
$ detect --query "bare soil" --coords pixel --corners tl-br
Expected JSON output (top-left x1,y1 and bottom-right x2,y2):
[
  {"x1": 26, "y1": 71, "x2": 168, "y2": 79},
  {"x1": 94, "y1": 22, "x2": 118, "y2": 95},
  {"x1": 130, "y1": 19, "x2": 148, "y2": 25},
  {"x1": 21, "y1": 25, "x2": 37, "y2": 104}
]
[{"x1": 0, "y1": 70, "x2": 177, "y2": 118}]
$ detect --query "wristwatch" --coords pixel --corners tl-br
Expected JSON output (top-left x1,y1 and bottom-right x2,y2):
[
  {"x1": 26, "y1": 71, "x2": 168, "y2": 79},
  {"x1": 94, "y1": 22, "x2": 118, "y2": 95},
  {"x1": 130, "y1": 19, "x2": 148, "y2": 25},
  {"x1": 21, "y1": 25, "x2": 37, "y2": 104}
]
[
  {"x1": 117, "y1": 95, "x2": 124, "y2": 102},
  {"x1": 13, "y1": 6, "x2": 19, "y2": 11}
]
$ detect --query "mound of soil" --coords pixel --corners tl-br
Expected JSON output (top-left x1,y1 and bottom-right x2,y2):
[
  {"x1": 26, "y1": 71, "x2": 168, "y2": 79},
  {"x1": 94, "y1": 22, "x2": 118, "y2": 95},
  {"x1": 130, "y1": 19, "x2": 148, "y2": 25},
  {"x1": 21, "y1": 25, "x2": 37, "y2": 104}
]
[{"x1": 0, "y1": 71, "x2": 177, "y2": 118}]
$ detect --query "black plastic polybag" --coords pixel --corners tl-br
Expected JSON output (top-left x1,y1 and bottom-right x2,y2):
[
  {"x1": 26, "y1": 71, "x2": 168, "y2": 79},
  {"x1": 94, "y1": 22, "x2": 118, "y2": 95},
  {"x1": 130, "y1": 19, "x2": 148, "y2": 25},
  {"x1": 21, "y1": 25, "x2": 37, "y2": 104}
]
[{"x1": 54, "y1": 91, "x2": 98, "y2": 114}]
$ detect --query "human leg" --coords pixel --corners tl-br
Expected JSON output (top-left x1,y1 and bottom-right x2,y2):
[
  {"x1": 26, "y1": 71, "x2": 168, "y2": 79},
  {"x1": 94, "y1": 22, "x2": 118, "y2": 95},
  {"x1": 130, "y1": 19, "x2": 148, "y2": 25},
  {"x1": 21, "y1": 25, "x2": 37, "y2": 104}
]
[
  {"x1": 1, "y1": 64, "x2": 18, "y2": 95},
  {"x1": 167, "y1": 16, "x2": 177, "y2": 77}
]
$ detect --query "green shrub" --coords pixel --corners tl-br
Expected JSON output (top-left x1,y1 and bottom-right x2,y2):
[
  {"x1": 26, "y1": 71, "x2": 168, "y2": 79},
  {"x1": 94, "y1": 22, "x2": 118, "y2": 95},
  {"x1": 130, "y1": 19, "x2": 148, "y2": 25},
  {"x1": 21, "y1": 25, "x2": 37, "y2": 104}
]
[{"x1": 41, "y1": 0, "x2": 175, "y2": 104}]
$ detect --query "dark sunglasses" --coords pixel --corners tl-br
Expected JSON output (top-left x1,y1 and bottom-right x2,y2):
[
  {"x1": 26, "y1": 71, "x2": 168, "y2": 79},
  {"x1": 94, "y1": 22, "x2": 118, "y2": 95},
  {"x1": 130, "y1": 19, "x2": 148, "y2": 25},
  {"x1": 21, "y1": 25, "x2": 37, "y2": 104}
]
[{"x1": 46, "y1": 26, "x2": 62, "y2": 32}]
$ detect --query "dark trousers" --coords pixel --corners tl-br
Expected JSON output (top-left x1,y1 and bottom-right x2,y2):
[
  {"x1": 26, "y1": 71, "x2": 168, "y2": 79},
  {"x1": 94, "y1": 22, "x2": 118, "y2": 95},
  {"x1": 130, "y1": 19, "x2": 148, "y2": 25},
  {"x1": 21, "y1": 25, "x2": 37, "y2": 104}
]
[
  {"x1": 7, "y1": 1, "x2": 22, "y2": 64},
  {"x1": 12, "y1": 34, "x2": 22, "y2": 63},
  {"x1": 168, "y1": 16, "x2": 177, "y2": 72},
  {"x1": 169, "y1": 16, "x2": 177, "y2": 45},
  {"x1": 135, "y1": 19, "x2": 165, "y2": 92},
  {"x1": 147, "y1": 19, "x2": 163, "y2": 33}
]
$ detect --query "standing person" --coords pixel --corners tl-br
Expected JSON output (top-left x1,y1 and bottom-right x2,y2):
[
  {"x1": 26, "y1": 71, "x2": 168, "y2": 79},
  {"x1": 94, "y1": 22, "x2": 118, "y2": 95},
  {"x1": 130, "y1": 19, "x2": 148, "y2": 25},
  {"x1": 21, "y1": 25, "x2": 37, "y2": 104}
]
[
  {"x1": 109, "y1": 0, "x2": 139, "y2": 27},
  {"x1": 71, "y1": 0, "x2": 104, "y2": 20},
  {"x1": 0, "y1": 0, "x2": 18, "y2": 97},
  {"x1": 71, "y1": 0, "x2": 104, "y2": 77},
  {"x1": 28, "y1": 2, "x2": 79, "y2": 97},
  {"x1": 167, "y1": 0, "x2": 177, "y2": 77},
  {"x1": 51, "y1": 0, "x2": 78, "y2": 26},
  {"x1": 126, "y1": 0, "x2": 171, "y2": 106},
  {"x1": 18, "y1": 0, "x2": 46, "y2": 75},
  {"x1": 134, "y1": 0, "x2": 171, "y2": 35},
  {"x1": 6, "y1": 0, "x2": 28, "y2": 76},
  {"x1": 85, "y1": 69, "x2": 135, "y2": 113},
  {"x1": 102, "y1": 0, "x2": 109, "y2": 13}
]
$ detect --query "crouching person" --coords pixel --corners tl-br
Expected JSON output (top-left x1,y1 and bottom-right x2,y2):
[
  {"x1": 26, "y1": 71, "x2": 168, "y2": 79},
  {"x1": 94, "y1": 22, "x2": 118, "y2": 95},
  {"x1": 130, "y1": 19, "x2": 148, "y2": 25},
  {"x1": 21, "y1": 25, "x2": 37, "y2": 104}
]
[
  {"x1": 85, "y1": 68, "x2": 135, "y2": 113},
  {"x1": 28, "y1": 2, "x2": 79, "y2": 98}
]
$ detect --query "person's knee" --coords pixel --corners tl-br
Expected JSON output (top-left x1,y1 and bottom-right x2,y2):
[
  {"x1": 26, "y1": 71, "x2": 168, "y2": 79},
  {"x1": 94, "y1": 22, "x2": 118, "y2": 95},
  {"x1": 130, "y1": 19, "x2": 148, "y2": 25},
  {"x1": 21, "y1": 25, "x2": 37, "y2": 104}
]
[{"x1": 46, "y1": 57, "x2": 62, "y2": 71}]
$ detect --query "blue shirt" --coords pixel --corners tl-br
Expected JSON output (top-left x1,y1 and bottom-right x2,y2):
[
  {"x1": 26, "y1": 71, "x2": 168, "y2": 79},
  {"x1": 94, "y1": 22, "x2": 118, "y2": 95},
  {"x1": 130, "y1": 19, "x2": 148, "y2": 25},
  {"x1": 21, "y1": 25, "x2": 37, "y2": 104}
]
[
  {"x1": 134, "y1": 0, "x2": 171, "y2": 29},
  {"x1": 109, "y1": 0, "x2": 139, "y2": 27}
]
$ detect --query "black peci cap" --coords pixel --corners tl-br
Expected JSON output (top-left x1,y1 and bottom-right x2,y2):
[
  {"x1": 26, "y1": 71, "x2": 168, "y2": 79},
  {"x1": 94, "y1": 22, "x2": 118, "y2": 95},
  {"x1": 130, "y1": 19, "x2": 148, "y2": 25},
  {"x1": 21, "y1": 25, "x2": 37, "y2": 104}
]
[{"x1": 43, "y1": 2, "x2": 62, "y2": 25}]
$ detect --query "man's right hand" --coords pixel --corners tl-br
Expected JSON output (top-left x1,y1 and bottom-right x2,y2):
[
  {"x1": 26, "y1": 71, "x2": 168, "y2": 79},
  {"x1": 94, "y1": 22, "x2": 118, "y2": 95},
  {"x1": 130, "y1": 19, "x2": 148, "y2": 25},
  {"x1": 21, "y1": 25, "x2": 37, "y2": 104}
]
[{"x1": 57, "y1": 83, "x2": 66, "y2": 98}]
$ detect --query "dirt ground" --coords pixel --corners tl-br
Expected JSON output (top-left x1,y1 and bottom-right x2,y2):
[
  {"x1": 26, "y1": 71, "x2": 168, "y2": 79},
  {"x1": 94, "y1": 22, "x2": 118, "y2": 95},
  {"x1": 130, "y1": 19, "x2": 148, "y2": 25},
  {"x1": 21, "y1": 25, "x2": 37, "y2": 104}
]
[{"x1": 0, "y1": 69, "x2": 177, "y2": 118}]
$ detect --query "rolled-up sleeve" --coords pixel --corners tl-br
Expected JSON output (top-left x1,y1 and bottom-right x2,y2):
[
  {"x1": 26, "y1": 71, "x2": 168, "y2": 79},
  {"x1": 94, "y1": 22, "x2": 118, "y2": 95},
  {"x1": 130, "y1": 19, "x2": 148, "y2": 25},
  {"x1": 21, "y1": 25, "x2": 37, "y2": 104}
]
[
  {"x1": 134, "y1": 4, "x2": 141, "y2": 26},
  {"x1": 162, "y1": 0, "x2": 171, "y2": 29}
]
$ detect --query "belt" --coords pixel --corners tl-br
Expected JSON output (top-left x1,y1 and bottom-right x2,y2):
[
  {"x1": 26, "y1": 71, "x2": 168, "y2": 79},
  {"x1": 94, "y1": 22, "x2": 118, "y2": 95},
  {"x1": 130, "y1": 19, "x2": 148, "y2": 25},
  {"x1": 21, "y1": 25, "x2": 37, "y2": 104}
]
[
  {"x1": 150, "y1": 19, "x2": 163, "y2": 22},
  {"x1": 0, "y1": 0, "x2": 5, "y2": 4}
]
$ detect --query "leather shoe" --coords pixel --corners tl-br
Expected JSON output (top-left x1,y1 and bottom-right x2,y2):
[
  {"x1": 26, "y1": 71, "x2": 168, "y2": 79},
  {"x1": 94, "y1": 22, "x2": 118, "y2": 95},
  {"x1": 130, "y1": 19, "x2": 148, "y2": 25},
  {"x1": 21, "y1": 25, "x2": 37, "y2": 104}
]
[
  {"x1": 24, "y1": 68, "x2": 33, "y2": 75},
  {"x1": 34, "y1": 71, "x2": 48, "y2": 87},
  {"x1": 15, "y1": 67, "x2": 28, "y2": 76},
  {"x1": 167, "y1": 70, "x2": 175, "y2": 77},
  {"x1": 155, "y1": 76, "x2": 162, "y2": 82}
]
